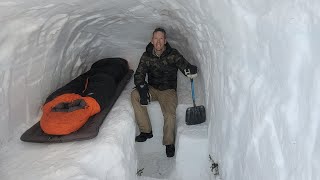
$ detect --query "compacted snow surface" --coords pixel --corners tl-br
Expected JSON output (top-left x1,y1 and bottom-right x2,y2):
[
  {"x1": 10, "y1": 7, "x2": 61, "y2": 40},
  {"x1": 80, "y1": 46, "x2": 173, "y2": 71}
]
[{"x1": 1, "y1": 0, "x2": 320, "y2": 179}]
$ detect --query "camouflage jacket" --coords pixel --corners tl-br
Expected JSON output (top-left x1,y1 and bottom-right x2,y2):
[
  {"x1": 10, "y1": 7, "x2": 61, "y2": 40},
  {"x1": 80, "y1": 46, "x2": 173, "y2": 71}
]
[{"x1": 134, "y1": 42, "x2": 191, "y2": 90}]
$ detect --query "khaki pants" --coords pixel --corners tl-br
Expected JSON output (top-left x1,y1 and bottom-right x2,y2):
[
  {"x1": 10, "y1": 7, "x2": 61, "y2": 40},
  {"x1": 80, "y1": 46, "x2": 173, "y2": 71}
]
[{"x1": 131, "y1": 86, "x2": 178, "y2": 145}]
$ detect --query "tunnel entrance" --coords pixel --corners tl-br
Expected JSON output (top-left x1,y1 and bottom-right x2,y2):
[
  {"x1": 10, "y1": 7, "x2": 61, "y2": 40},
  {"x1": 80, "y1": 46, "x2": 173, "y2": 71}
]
[{"x1": 0, "y1": 0, "x2": 213, "y2": 179}]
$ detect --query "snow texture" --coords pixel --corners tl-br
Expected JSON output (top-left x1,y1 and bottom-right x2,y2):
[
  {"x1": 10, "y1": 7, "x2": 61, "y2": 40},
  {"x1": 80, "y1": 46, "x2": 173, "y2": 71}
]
[{"x1": 1, "y1": 0, "x2": 320, "y2": 180}]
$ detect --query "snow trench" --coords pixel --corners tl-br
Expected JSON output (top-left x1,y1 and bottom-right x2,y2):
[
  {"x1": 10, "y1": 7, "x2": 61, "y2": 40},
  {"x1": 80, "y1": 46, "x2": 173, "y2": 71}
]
[{"x1": 1, "y1": 0, "x2": 320, "y2": 180}]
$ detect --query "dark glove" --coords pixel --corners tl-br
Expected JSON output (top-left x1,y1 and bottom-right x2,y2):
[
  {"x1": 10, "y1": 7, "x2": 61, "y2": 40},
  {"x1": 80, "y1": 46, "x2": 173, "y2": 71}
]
[
  {"x1": 52, "y1": 99, "x2": 86, "y2": 112},
  {"x1": 184, "y1": 65, "x2": 198, "y2": 78},
  {"x1": 136, "y1": 82, "x2": 150, "y2": 106}
]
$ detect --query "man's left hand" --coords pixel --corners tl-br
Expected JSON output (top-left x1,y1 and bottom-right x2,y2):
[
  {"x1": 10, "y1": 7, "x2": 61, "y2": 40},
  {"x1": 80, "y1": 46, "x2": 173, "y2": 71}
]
[{"x1": 184, "y1": 65, "x2": 198, "y2": 79}]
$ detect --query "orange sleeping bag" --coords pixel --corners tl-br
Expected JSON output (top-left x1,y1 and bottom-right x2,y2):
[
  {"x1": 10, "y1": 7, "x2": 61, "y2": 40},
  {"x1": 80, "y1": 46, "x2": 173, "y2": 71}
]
[{"x1": 40, "y1": 93, "x2": 101, "y2": 135}]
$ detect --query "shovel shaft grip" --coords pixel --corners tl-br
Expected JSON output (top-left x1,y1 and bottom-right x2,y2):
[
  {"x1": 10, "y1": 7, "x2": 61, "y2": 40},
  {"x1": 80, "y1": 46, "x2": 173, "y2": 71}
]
[{"x1": 191, "y1": 79, "x2": 196, "y2": 107}]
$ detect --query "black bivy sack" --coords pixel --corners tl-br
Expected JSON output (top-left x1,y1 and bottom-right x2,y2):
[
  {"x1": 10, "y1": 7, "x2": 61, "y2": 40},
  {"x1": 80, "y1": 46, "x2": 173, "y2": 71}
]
[{"x1": 21, "y1": 58, "x2": 133, "y2": 143}]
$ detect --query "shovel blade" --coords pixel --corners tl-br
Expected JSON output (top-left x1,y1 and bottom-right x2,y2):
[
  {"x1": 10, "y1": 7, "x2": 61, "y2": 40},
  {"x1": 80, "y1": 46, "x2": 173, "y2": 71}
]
[{"x1": 185, "y1": 105, "x2": 206, "y2": 125}]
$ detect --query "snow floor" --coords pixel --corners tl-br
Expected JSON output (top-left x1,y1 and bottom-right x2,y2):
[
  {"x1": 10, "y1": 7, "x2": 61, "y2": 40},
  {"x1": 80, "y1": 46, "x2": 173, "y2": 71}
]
[
  {"x1": 135, "y1": 102, "x2": 177, "y2": 179},
  {"x1": 0, "y1": 78, "x2": 210, "y2": 180},
  {"x1": 136, "y1": 135, "x2": 175, "y2": 179},
  {"x1": 136, "y1": 102, "x2": 210, "y2": 180}
]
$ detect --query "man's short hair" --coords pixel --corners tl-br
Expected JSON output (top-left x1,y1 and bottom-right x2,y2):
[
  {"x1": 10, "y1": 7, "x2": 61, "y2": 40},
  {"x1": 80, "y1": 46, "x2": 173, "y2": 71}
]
[{"x1": 153, "y1": 28, "x2": 166, "y2": 38}]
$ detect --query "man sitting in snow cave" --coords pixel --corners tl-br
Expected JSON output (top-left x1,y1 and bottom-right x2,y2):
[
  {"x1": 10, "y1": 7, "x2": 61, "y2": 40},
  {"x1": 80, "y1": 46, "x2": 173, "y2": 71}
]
[{"x1": 131, "y1": 28, "x2": 198, "y2": 157}]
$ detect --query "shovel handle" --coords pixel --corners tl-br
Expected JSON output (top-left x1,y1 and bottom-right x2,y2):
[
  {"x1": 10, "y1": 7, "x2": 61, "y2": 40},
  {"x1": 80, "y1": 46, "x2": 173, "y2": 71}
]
[{"x1": 191, "y1": 79, "x2": 196, "y2": 107}]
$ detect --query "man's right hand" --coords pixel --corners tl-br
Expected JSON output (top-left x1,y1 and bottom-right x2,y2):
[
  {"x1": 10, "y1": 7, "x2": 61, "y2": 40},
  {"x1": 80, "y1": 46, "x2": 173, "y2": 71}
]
[{"x1": 136, "y1": 82, "x2": 150, "y2": 106}]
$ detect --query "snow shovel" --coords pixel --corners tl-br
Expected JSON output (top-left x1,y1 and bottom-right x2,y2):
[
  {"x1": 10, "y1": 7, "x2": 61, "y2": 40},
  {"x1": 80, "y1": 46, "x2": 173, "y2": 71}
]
[{"x1": 185, "y1": 78, "x2": 206, "y2": 125}]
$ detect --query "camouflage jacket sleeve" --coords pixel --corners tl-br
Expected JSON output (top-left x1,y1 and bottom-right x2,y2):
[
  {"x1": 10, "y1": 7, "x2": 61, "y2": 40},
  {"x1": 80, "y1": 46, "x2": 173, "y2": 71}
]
[
  {"x1": 173, "y1": 49, "x2": 192, "y2": 76},
  {"x1": 134, "y1": 52, "x2": 148, "y2": 86}
]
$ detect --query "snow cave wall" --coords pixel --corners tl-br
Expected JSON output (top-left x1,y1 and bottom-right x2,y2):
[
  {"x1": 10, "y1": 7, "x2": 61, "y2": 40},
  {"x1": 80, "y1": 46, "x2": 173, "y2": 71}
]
[{"x1": 0, "y1": 0, "x2": 319, "y2": 180}]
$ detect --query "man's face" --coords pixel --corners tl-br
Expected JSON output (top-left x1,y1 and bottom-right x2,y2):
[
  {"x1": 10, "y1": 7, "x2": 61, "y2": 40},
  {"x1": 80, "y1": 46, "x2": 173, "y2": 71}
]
[{"x1": 151, "y1": 31, "x2": 166, "y2": 52}]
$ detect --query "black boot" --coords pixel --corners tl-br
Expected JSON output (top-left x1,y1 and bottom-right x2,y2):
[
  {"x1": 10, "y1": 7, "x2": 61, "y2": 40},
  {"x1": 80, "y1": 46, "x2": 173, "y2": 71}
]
[
  {"x1": 166, "y1": 144, "x2": 175, "y2": 157},
  {"x1": 135, "y1": 131, "x2": 153, "y2": 142}
]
